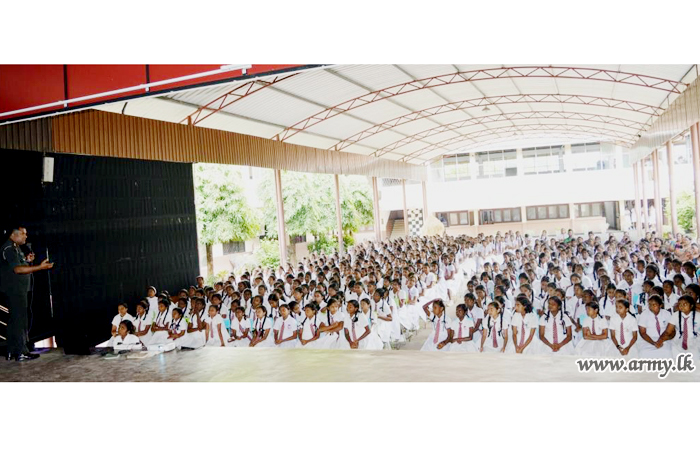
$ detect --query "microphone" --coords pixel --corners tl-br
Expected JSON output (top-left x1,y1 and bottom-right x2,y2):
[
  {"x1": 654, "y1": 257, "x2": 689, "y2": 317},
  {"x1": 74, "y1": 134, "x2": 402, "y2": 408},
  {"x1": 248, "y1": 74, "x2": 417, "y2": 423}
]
[{"x1": 27, "y1": 243, "x2": 33, "y2": 253}]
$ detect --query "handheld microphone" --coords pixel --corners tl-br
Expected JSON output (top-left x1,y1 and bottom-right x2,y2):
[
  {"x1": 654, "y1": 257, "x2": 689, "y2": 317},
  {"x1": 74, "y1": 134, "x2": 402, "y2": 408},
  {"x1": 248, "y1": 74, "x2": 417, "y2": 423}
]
[{"x1": 27, "y1": 242, "x2": 33, "y2": 253}]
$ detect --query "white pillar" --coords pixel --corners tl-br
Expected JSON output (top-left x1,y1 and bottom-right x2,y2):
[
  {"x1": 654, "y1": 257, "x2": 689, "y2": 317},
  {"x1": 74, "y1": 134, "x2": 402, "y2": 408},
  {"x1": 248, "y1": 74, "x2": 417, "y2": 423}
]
[
  {"x1": 652, "y1": 149, "x2": 663, "y2": 234},
  {"x1": 667, "y1": 141, "x2": 679, "y2": 236},
  {"x1": 371, "y1": 176, "x2": 382, "y2": 241},
  {"x1": 516, "y1": 148, "x2": 524, "y2": 176},
  {"x1": 563, "y1": 143, "x2": 573, "y2": 172},
  {"x1": 640, "y1": 157, "x2": 649, "y2": 232},
  {"x1": 402, "y1": 179, "x2": 409, "y2": 237},
  {"x1": 273, "y1": 169, "x2": 288, "y2": 266},
  {"x1": 691, "y1": 123, "x2": 700, "y2": 237},
  {"x1": 633, "y1": 162, "x2": 642, "y2": 236},
  {"x1": 422, "y1": 181, "x2": 429, "y2": 228},
  {"x1": 333, "y1": 174, "x2": 344, "y2": 255}
]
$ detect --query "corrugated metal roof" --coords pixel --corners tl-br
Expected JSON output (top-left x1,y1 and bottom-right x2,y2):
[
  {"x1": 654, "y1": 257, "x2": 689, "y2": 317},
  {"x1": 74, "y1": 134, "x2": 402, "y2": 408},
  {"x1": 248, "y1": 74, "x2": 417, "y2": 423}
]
[{"x1": 85, "y1": 64, "x2": 697, "y2": 165}]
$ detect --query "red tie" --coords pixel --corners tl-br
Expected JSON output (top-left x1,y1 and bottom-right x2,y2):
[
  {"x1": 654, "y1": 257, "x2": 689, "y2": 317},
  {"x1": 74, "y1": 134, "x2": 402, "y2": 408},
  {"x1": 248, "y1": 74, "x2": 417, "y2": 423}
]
[
  {"x1": 682, "y1": 317, "x2": 689, "y2": 350},
  {"x1": 519, "y1": 320, "x2": 526, "y2": 346},
  {"x1": 552, "y1": 319, "x2": 559, "y2": 344},
  {"x1": 352, "y1": 322, "x2": 357, "y2": 341},
  {"x1": 434, "y1": 320, "x2": 440, "y2": 344},
  {"x1": 592, "y1": 319, "x2": 596, "y2": 335},
  {"x1": 492, "y1": 324, "x2": 498, "y2": 348},
  {"x1": 627, "y1": 290, "x2": 632, "y2": 303},
  {"x1": 620, "y1": 321, "x2": 626, "y2": 345},
  {"x1": 458, "y1": 320, "x2": 463, "y2": 339},
  {"x1": 655, "y1": 316, "x2": 661, "y2": 335}
]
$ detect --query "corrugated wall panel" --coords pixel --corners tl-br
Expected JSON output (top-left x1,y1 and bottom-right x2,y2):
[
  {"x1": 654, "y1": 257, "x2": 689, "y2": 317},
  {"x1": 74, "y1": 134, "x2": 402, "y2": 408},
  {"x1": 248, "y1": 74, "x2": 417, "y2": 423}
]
[{"x1": 35, "y1": 110, "x2": 426, "y2": 180}]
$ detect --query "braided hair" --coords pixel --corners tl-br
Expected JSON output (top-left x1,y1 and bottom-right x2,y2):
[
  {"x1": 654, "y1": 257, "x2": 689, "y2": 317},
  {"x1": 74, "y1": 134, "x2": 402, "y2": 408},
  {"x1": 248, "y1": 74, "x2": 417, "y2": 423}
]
[
  {"x1": 485, "y1": 301, "x2": 502, "y2": 338},
  {"x1": 677, "y1": 295, "x2": 698, "y2": 338},
  {"x1": 544, "y1": 296, "x2": 567, "y2": 336}
]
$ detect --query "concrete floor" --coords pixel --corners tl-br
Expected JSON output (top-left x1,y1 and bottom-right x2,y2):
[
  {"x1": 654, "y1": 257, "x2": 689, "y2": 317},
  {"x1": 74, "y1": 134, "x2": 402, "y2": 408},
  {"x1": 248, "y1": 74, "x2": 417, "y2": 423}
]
[{"x1": 1, "y1": 344, "x2": 698, "y2": 382}]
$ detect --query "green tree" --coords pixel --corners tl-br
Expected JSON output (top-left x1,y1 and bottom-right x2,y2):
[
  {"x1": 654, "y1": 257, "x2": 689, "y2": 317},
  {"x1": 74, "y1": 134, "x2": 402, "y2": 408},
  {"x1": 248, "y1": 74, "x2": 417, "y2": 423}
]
[
  {"x1": 677, "y1": 190, "x2": 696, "y2": 234},
  {"x1": 258, "y1": 171, "x2": 374, "y2": 262},
  {"x1": 194, "y1": 164, "x2": 261, "y2": 275},
  {"x1": 254, "y1": 238, "x2": 281, "y2": 268}
]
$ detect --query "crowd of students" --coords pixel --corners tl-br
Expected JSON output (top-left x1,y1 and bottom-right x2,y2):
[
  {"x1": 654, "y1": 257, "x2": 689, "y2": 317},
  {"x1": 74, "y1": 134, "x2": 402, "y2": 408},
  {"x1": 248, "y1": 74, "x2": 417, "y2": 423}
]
[{"x1": 108, "y1": 228, "x2": 700, "y2": 359}]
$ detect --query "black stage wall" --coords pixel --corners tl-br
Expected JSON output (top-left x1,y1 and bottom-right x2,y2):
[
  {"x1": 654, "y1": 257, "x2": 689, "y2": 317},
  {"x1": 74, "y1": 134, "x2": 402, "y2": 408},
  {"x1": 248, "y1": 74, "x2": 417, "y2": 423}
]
[{"x1": 0, "y1": 148, "x2": 199, "y2": 354}]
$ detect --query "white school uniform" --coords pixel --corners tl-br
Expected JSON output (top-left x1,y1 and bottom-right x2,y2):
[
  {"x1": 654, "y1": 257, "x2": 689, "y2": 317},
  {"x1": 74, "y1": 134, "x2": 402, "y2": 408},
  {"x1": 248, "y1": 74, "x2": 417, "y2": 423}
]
[
  {"x1": 317, "y1": 310, "x2": 347, "y2": 349},
  {"x1": 481, "y1": 314, "x2": 510, "y2": 353},
  {"x1": 389, "y1": 290, "x2": 407, "y2": 341},
  {"x1": 420, "y1": 313, "x2": 452, "y2": 351},
  {"x1": 146, "y1": 296, "x2": 159, "y2": 316},
  {"x1": 273, "y1": 316, "x2": 298, "y2": 349},
  {"x1": 664, "y1": 292, "x2": 679, "y2": 313},
  {"x1": 179, "y1": 310, "x2": 206, "y2": 349},
  {"x1": 670, "y1": 311, "x2": 700, "y2": 358},
  {"x1": 340, "y1": 313, "x2": 380, "y2": 350},
  {"x1": 148, "y1": 310, "x2": 171, "y2": 345},
  {"x1": 111, "y1": 313, "x2": 135, "y2": 334},
  {"x1": 168, "y1": 316, "x2": 189, "y2": 349},
  {"x1": 637, "y1": 309, "x2": 673, "y2": 358},
  {"x1": 229, "y1": 315, "x2": 251, "y2": 347},
  {"x1": 373, "y1": 299, "x2": 394, "y2": 344},
  {"x1": 204, "y1": 315, "x2": 227, "y2": 347},
  {"x1": 599, "y1": 295, "x2": 616, "y2": 319},
  {"x1": 295, "y1": 314, "x2": 328, "y2": 349},
  {"x1": 606, "y1": 313, "x2": 639, "y2": 358},
  {"x1": 251, "y1": 317, "x2": 275, "y2": 348},
  {"x1": 448, "y1": 317, "x2": 477, "y2": 353},
  {"x1": 465, "y1": 305, "x2": 484, "y2": 344},
  {"x1": 133, "y1": 313, "x2": 153, "y2": 346},
  {"x1": 538, "y1": 312, "x2": 574, "y2": 355},
  {"x1": 361, "y1": 309, "x2": 386, "y2": 350},
  {"x1": 508, "y1": 312, "x2": 539, "y2": 354},
  {"x1": 575, "y1": 316, "x2": 610, "y2": 357},
  {"x1": 112, "y1": 334, "x2": 142, "y2": 351}
]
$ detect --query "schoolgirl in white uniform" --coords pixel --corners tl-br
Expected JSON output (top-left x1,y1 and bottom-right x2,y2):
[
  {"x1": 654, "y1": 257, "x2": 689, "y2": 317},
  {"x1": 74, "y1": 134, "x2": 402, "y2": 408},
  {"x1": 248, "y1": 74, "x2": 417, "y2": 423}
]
[
  {"x1": 179, "y1": 298, "x2": 206, "y2": 349},
  {"x1": 148, "y1": 299, "x2": 172, "y2": 345},
  {"x1": 662, "y1": 280, "x2": 680, "y2": 312},
  {"x1": 538, "y1": 297, "x2": 574, "y2": 355},
  {"x1": 607, "y1": 300, "x2": 639, "y2": 358},
  {"x1": 167, "y1": 308, "x2": 189, "y2": 349},
  {"x1": 509, "y1": 297, "x2": 539, "y2": 354},
  {"x1": 637, "y1": 295, "x2": 673, "y2": 358},
  {"x1": 204, "y1": 304, "x2": 227, "y2": 347},
  {"x1": 317, "y1": 299, "x2": 346, "y2": 349},
  {"x1": 360, "y1": 298, "x2": 385, "y2": 349},
  {"x1": 296, "y1": 303, "x2": 327, "y2": 349},
  {"x1": 342, "y1": 300, "x2": 381, "y2": 350},
  {"x1": 599, "y1": 284, "x2": 617, "y2": 320},
  {"x1": 109, "y1": 302, "x2": 135, "y2": 346},
  {"x1": 249, "y1": 306, "x2": 275, "y2": 348},
  {"x1": 272, "y1": 303, "x2": 298, "y2": 348},
  {"x1": 464, "y1": 294, "x2": 484, "y2": 345},
  {"x1": 420, "y1": 300, "x2": 452, "y2": 352},
  {"x1": 145, "y1": 286, "x2": 159, "y2": 317},
  {"x1": 449, "y1": 304, "x2": 477, "y2": 353},
  {"x1": 575, "y1": 301, "x2": 609, "y2": 357},
  {"x1": 372, "y1": 290, "x2": 394, "y2": 346},
  {"x1": 388, "y1": 281, "x2": 407, "y2": 341},
  {"x1": 228, "y1": 307, "x2": 251, "y2": 347},
  {"x1": 667, "y1": 296, "x2": 699, "y2": 358},
  {"x1": 112, "y1": 320, "x2": 142, "y2": 351},
  {"x1": 480, "y1": 301, "x2": 509, "y2": 353},
  {"x1": 132, "y1": 300, "x2": 153, "y2": 346}
]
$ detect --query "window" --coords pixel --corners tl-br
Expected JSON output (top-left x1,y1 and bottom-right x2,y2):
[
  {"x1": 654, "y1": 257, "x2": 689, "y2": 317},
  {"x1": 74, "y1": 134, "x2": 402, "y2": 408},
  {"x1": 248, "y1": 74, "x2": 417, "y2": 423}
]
[
  {"x1": 571, "y1": 142, "x2": 615, "y2": 171},
  {"x1": 443, "y1": 154, "x2": 471, "y2": 181},
  {"x1": 475, "y1": 149, "x2": 517, "y2": 179},
  {"x1": 436, "y1": 211, "x2": 474, "y2": 226},
  {"x1": 222, "y1": 241, "x2": 245, "y2": 254},
  {"x1": 480, "y1": 208, "x2": 521, "y2": 224},
  {"x1": 526, "y1": 204, "x2": 570, "y2": 220},
  {"x1": 575, "y1": 202, "x2": 605, "y2": 218},
  {"x1": 522, "y1": 145, "x2": 564, "y2": 175}
]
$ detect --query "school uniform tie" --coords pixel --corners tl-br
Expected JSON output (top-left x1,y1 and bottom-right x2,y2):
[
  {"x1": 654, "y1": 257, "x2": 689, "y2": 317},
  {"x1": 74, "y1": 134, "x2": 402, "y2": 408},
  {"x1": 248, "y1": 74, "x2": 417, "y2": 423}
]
[
  {"x1": 492, "y1": 325, "x2": 498, "y2": 348},
  {"x1": 278, "y1": 320, "x2": 284, "y2": 341},
  {"x1": 352, "y1": 322, "x2": 357, "y2": 342},
  {"x1": 620, "y1": 321, "x2": 626, "y2": 345},
  {"x1": 627, "y1": 290, "x2": 632, "y2": 303},
  {"x1": 552, "y1": 320, "x2": 559, "y2": 345},
  {"x1": 457, "y1": 321, "x2": 463, "y2": 340},
  {"x1": 682, "y1": 317, "x2": 689, "y2": 350},
  {"x1": 434, "y1": 320, "x2": 440, "y2": 344},
  {"x1": 655, "y1": 316, "x2": 661, "y2": 335},
  {"x1": 520, "y1": 320, "x2": 526, "y2": 346},
  {"x1": 592, "y1": 319, "x2": 596, "y2": 335}
]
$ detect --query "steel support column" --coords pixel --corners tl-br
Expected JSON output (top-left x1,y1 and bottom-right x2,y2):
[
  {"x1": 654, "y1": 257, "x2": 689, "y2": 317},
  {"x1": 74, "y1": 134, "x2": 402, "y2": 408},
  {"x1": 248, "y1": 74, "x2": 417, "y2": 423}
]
[
  {"x1": 334, "y1": 174, "x2": 344, "y2": 255},
  {"x1": 691, "y1": 123, "x2": 700, "y2": 237},
  {"x1": 633, "y1": 162, "x2": 642, "y2": 236},
  {"x1": 372, "y1": 177, "x2": 382, "y2": 241},
  {"x1": 640, "y1": 158, "x2": 649, "y2": 232},
  {"x1": 666, "y1": 141, "x2": 679, "y2": 236},
  {"x1": 274, "y1": 169, "x2": 288, "y2": 266},
  {"x1": 402, "y1": 180, "x2": 408, "y2": 237},
  {"x1": 652, "y1": 149, "x2": 663, "y2": 234}
]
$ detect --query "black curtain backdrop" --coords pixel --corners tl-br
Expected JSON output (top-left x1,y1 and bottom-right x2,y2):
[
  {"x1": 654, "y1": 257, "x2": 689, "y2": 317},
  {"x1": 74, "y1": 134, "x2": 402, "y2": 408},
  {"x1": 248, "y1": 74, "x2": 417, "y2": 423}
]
[{"x1": 0, "y1": 149, "x2": 199, "y2": 354}]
